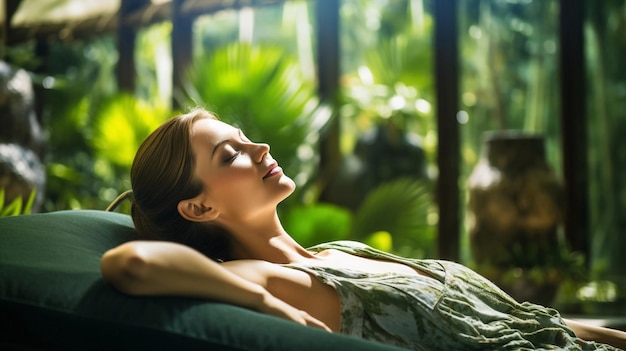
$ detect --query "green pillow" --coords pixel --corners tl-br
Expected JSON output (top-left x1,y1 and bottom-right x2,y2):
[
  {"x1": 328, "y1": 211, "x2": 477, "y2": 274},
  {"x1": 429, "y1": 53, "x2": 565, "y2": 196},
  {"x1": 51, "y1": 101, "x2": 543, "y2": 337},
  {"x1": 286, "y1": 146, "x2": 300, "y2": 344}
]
[{"x1": 0, "y1": 210, "x2": 405, "y2": 351}]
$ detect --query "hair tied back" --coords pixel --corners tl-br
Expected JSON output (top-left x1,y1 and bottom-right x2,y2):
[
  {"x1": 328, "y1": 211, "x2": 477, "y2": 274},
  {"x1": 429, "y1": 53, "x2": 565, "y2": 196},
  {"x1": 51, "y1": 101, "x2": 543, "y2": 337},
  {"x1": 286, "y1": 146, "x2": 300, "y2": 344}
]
[{"x1": 105, "y1": 190, "x2": 135, "y2": 212}]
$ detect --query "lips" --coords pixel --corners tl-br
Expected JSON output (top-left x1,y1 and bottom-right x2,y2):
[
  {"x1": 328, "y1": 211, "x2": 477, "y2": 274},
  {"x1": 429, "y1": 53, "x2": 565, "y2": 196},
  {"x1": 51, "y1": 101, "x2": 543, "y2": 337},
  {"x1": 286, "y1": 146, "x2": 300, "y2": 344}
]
[{"x1": 263, "y1": 162, "x2": 282, "y2": 179}]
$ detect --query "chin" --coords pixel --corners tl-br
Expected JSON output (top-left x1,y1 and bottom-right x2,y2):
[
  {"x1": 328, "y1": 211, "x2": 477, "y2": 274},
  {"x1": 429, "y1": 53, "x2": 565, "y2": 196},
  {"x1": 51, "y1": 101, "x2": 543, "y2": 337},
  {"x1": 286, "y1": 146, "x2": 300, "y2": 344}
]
[
  {"x1": 284, "y1": 176, "x2": 297, "y2": 191},
  {"x1": 278, "y1": 175, "x2": 297, "y2": 197}
]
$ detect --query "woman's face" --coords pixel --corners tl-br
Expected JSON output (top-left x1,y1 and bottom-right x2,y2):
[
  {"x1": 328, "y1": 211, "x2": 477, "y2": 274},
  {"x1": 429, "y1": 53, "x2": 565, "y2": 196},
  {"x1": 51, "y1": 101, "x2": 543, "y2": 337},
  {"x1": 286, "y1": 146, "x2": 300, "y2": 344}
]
[{"x1": 188, "y1": 118, "x2": 295, "y2": 223}]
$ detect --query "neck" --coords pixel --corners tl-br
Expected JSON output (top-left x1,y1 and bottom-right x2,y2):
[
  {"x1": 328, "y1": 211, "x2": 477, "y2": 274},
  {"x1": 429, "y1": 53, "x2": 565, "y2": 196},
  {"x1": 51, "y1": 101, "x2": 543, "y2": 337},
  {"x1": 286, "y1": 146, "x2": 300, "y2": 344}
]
[{"x1": 219, "y1": 211, "x2": 314, "y2": 263}]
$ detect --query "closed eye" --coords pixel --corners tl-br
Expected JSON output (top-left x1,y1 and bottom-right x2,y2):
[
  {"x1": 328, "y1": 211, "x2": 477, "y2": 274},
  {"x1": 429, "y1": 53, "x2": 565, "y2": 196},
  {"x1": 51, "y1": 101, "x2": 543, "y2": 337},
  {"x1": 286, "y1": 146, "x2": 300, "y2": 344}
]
[{"x1": 223, "y1": 151, "x2": 241, "y2": 164}]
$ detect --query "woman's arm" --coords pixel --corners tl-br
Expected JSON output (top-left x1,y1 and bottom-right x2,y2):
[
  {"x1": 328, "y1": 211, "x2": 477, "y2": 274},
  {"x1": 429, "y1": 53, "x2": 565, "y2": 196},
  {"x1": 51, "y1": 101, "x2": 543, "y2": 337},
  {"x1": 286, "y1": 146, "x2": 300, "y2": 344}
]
[
  {"x1": 563, "y1": 318, "x2": 626, "y2": 349},
  {"x1": 100, "y1": 241, "x2": 330, "y2": 331}
]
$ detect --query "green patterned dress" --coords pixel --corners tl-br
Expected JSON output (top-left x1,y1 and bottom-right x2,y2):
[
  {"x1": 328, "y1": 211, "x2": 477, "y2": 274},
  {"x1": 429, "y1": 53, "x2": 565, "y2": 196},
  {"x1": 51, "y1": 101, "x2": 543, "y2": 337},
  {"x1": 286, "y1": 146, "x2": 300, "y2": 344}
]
[{"x1": 283, "y1": 241, "x2": 619, "y2": 351}]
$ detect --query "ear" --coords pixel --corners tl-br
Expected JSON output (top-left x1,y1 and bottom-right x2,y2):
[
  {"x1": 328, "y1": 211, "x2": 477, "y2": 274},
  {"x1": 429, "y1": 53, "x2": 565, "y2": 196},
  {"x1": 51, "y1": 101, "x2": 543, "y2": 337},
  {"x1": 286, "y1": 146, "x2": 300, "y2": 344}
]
[{"x1": 177, "y1": 195, "x2": 219, "y2": 223}]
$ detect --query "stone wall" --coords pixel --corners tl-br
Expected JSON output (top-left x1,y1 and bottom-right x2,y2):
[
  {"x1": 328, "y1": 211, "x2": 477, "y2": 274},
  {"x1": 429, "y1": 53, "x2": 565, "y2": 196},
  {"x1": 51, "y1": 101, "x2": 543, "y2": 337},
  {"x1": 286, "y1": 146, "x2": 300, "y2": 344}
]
[{"x1": 0, "y1": 61, "x2": 45, "y2": 212}]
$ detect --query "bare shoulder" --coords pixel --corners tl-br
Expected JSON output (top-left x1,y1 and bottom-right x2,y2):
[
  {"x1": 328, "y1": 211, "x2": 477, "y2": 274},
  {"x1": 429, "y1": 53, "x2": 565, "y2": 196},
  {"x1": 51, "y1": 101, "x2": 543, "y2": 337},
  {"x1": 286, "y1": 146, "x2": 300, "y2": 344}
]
[
  {"x1": 221, "y1": 259, "x2": 340, "y2": 331},
  {"x1": 220, "y1": 259, "x2": 314, "y2": 287},
  {"x1": 219, "y1": 259, "x2": 272, "y2": 285}
]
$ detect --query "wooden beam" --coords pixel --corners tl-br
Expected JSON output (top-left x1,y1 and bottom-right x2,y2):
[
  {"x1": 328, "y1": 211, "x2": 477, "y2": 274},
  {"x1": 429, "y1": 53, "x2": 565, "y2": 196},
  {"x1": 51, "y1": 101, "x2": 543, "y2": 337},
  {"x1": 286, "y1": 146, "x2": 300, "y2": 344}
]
[
  {"x1": 434, "y1": 0, "x2": 460, "y2": 261},
  {"x1": 3, "y1": 0, "x2": 22, "y2": 57},
  {"x1": 315, "y1": 0, "x2": 341, "y2": 197},
  {"x1": 116, "y1": 1, "x2": 148, "y2": 93},
  {"x1": 559, "y1": 0, "x2": 588, "y2": 262},
  {"x1": 6, "y1": 1, "x2": 289, "y2": 46},
  {"x1": 171, "y1": 0, "x2": 193, "y2": 110}
]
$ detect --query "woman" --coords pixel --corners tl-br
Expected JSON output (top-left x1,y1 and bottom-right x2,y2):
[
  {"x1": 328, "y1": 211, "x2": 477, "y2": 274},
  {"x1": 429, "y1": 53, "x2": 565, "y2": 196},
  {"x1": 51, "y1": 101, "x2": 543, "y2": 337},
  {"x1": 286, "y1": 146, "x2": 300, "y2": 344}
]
[{"x1": 101, "y1": 108, "x2": 625, "y2": 350}]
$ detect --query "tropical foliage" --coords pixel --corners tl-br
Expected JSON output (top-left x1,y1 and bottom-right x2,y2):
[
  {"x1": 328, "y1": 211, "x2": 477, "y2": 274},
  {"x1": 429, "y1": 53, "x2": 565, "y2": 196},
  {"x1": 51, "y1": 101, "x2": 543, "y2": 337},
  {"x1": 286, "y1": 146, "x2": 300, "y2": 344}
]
[
  {"x1": 284, "y1": 178, "x2": 435, "y2": 258},
  {"x1": 0, "y1": 189, "x2": 35, "y2": 217},
  {"x1": 91, "y1": 94, "x2": 171, "y2": 169},
  {"x1": 585, "y1": 0, "x2": 626, "y2": 308},
  {"x1": 350, "y1": 178, "x2": 435, "y2": 258}
]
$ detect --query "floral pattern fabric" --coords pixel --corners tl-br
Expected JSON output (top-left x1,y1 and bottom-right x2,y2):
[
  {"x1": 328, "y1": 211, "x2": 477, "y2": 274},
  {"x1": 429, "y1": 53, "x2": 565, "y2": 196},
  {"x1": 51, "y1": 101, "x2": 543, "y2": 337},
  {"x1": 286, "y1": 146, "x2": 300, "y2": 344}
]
[{"x1": 283, "y1": 240, "x2": 619, "y2": 351}]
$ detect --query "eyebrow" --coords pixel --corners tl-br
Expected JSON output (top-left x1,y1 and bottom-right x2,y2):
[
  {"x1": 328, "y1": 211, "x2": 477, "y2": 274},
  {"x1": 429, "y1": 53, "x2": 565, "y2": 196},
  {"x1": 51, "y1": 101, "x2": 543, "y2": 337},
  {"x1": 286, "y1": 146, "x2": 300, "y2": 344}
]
[
  {"x1": 210, "y1": 129, "x2": 244, "y2": 159},
  {"x1": 211, "y1": 139, "x2": 230, "y2": 159}
]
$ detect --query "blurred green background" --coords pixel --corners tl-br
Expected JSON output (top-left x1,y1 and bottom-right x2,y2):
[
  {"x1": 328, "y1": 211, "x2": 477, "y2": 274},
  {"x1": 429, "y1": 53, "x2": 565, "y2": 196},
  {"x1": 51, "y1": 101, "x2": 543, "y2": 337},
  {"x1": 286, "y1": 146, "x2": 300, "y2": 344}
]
[{"x1": 3, "y1": 0, "x2": 625, "y2": 315}]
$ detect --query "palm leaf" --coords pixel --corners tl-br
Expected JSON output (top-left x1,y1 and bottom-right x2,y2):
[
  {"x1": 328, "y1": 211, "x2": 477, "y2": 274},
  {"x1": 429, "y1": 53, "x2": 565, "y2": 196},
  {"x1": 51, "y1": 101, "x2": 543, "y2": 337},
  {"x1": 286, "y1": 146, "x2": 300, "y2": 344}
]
[
  {"x1": 364, "y1": 31, "x2": 433, "y2": 91},
  {"x1": 351, "y1": 178, "x2": 435, "y2": 257}
]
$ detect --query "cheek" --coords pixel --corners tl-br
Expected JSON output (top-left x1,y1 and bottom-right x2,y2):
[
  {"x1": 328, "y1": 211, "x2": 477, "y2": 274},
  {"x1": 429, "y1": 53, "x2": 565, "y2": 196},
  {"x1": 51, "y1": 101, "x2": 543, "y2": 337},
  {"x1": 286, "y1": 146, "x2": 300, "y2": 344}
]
[{"x1": 209, "y1": 168, "x2": 259, "y2": 197}]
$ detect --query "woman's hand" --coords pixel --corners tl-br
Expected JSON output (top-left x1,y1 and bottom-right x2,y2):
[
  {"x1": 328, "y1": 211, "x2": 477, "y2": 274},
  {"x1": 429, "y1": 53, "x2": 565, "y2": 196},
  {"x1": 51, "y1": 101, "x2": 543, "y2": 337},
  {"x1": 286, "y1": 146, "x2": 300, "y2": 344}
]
[{"x1": 256, "y1": 291, "x2": 331, "y2": 332}]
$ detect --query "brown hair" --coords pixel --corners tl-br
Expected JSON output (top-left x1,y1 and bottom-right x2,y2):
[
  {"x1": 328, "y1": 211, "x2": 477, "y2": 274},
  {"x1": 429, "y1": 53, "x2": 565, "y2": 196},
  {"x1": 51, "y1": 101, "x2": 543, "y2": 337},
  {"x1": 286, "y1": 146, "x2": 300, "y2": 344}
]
[{"x1": 130, "y1": 108, "x2": 232, "y2": 261}]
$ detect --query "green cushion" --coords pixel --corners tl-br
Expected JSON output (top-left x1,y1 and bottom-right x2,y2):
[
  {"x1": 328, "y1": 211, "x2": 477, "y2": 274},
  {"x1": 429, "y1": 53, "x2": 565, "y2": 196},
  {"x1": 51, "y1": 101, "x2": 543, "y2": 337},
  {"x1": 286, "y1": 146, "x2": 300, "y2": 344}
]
[{"x1": 0, "y1": 210, "x2": 405, "y2": 351}]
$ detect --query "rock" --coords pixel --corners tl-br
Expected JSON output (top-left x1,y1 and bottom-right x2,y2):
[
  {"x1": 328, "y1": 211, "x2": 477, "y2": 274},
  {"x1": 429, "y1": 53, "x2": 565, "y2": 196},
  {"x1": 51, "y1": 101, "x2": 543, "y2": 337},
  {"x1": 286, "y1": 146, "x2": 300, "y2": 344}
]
[
  {"x1": 0, "y1": 143, "x2": 45, "y2": 210},
  {"x1": 0, "y1": 61, "x2": 45, "y2": 212}
]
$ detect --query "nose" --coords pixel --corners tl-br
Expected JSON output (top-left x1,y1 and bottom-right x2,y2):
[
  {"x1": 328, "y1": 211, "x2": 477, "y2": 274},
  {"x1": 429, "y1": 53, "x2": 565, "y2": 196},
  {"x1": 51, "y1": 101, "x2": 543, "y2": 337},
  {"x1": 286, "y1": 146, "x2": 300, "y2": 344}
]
[{"x1": 252, "y1": 142, "x2": 270, "y2": 163}]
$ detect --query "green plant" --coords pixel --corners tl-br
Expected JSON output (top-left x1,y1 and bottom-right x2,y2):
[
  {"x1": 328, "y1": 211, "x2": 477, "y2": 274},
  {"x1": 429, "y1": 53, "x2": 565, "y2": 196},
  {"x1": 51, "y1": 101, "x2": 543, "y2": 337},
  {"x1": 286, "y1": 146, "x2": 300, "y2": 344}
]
[
  {"x1": 337, "y1": 7, "x2": 436, "y2": 240},
  {"x1": 40, "y1": 38, "x2": 123, "y2": 212},
  {"x1": 44, "y1": 91, "x2": 172, "y2": 212},
  {"x1": 586, "y1": 0, "x2": 626, "y2": 290},
  {"x1": 0, "y1": 189, "x2": 36, "y2": 217},
  {"x1": 474, "y1": 237, "x2": 586, "y2": 307},
  {"x1": 282, "y1": 203, "x2": 352, "y2": 249},
  {"x1": 341, "y1": 1, "x2": 435, "y2": 150},
  {"x1": 91, "y1": 93, "x2": 171, "y2": 169},
  {"x1": 88, "y1": 94, "x2": 172, "y2": 210},
  {"x1": 351, "y1": 178, "x2": 435, "y2": 258},
  {"x1": 284, "y1": 178, "x2": 435, "y2": 257}
]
